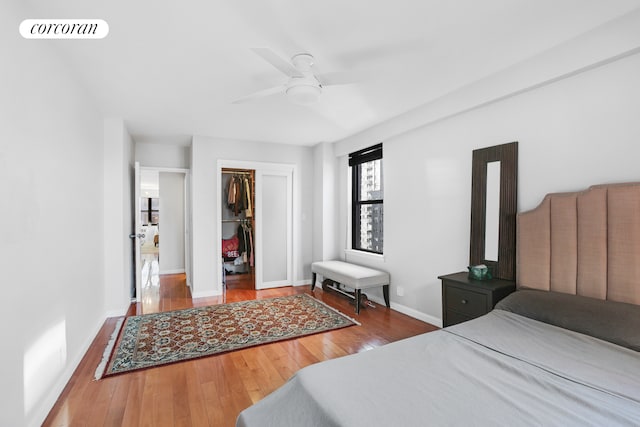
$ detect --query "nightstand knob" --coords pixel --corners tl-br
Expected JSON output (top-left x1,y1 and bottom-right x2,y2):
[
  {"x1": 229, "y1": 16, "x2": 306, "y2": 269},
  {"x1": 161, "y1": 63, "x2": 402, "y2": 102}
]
[{"x1": 461, "y1": 299, "x2": 468, "y2": 304}]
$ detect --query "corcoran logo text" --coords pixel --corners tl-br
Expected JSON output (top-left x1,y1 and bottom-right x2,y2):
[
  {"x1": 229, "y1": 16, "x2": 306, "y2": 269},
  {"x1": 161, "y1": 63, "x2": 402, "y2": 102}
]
[{"x1": 20, "y1": 19, "x2": 109, "y2": 39}]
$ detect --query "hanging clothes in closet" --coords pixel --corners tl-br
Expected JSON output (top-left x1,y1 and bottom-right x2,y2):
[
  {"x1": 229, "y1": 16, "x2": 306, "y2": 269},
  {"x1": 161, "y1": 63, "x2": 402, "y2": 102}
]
[
  {"x1": 226, "y1": 174, "x2": 253, "y2": 217},
  {"x1": 237, "y1": 222, "x2": 254, "y2": 267}
]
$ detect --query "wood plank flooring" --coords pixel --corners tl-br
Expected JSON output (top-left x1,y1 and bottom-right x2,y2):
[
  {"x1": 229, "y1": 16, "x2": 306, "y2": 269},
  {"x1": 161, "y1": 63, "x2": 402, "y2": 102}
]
[{"x1": 43, "y1": 274, "x2": 438, "y2": 427}]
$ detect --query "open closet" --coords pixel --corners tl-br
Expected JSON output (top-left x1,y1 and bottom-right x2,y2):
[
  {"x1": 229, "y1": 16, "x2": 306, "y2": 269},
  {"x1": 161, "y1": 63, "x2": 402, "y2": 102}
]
[{"x1": 221, "y1": 168, "x2": 255, "y2": 289}]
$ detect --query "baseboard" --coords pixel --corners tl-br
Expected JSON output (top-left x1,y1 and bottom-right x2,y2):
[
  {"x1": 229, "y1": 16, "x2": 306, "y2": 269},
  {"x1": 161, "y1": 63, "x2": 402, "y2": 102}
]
[
  {"x1": 105, "y1": 302, "x2": 130, "y2": 318},
  {"x1": 364, "y1": 294, "x2": 443, "y2": 328},
  {"x1": 192, "y1": 289, "x2": 222, "y2": 299},
  {"x1": 308, "y1": 280, "x2": 443, "y2": 327},
  {"x1": 105, "y1": 308, "x2": 128, "y2": 318},
  {"x1": 31, "y1": 315, "x2": 106, "y2": 427},
  {"x1": 159, "y1": 268, "x2": 185, "y2": 275},
  {"x1": 261, "y1": 280, "x2": 289, "y2": 288},
  {"x1": 293, "y1": 279, "x2": 311, "y2": 287}
]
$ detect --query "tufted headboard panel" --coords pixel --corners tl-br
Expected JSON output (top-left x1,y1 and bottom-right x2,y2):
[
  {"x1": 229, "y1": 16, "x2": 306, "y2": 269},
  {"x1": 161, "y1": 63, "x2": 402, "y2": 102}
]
[{"x1": 517, "y1": 182, "x2": 640, "y2": 305}]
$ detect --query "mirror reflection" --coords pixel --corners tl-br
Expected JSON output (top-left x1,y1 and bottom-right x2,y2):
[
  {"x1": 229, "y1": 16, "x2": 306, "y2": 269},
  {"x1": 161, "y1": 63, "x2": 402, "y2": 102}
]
[{"x1": 484, "y1": 161, "x2": 501, "y2": 261}]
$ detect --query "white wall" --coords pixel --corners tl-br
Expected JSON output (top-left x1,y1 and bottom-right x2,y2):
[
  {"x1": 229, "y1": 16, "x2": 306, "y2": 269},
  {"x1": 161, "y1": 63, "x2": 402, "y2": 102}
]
[
  {"x1": 334, "y1": 50, "x2": 640, "y2": 326},
  {"x1": 312, "y1": 145, "x2": 324, "y2": 263},
  {"x1": 135, "y1": 141, "x2": 191, "y2": 169},
  {"x1": 191, "y1": 136, "x2": 314, "y2": 297},
  {"x1": 0, "y1": 2, "x2": 106, "y2": 426},
  {"x1": 104, "y1": 118, "x2": 135, "y2": 316},
  {"x1": 159, "y1": 172, "x2": 185, "y2": 274},
  {"x1": 125, "y1": 131, "x2": 135, "y2": 300},
  {"x1": 312, "y1": 142, "x2": 339, "y2": 262}
]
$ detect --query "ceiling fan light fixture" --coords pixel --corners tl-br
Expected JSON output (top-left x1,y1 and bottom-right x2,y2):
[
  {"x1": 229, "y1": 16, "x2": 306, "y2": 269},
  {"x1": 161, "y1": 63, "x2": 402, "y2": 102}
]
[{"x1": 286, "y1": 84, "x2": 321, "y2": 105}]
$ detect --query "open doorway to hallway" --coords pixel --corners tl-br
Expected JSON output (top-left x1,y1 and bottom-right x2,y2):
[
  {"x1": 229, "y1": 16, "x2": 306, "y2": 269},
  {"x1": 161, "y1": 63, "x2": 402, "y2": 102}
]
[
  {"x1": 134, "y1": 165, "x2": 191, "y2": 302},
  {"x1": 139, "y1": 169, "x2": 160, "y2": 292}
]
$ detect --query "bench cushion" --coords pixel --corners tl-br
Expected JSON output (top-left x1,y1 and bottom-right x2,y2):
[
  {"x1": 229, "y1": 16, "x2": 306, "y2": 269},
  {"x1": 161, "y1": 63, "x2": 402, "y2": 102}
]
[{"x1": 311, "y1": 260, "x2": 389, "y2": 289}]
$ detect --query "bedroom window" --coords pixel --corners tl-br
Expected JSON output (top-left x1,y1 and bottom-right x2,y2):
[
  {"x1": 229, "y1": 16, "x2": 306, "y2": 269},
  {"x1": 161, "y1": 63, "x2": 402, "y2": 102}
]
[{"x1": 349, "y1": 143, "x2": 383, "y2": 254}]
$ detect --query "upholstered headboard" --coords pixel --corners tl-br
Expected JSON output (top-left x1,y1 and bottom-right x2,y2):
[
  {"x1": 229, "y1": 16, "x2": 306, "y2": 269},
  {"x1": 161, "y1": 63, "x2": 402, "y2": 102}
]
[{"x1": 517, "y1": 182, "x2": 640, "y2": 305}]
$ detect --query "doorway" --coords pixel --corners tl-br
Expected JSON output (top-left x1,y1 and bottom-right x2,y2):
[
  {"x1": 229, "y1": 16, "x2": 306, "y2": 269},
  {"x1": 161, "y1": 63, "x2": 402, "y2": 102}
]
[
  {"x1": 134, "y1": 164, "x2": 191, "y2": 304},
  {"x1": 221, "y1": 168, "x2": 255, "y2": 290},
  {"x1": 138, "y1": 169, "x2": 160, "y2": 294}
]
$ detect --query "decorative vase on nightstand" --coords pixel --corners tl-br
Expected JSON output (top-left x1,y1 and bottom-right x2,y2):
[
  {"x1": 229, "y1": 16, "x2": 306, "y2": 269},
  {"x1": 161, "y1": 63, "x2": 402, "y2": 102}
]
[{"x1": 468, "y1": 264, "x2": 492, "y2": 280}]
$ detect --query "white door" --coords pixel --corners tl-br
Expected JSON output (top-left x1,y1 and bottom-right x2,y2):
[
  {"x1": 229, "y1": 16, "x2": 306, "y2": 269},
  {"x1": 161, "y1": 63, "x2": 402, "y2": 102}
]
[
  {"x1": 184, "y1": 173, "x2": 192, "y2": 290},
  {"x1": 133, "y1": 162, "x2": 142, "y2": 302},
  {"x1": 257, "y1": 171, "x2": 292, "y2": 289},
  {"x1": 134, "y1": 164, "x2": 160, "y2": 302}
]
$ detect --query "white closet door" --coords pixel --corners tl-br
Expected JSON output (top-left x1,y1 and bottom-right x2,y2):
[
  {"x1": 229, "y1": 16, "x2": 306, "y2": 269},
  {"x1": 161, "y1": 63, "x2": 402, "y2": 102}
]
[{"x1": 259, "y1": 173, "x2": 291, "y2": 288}]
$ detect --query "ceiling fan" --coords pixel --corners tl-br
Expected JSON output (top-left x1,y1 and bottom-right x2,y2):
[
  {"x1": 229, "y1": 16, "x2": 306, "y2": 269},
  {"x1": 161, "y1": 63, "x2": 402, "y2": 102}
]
[{"x1": 233, "y1": 48, "x2": 355, "y2": 105}]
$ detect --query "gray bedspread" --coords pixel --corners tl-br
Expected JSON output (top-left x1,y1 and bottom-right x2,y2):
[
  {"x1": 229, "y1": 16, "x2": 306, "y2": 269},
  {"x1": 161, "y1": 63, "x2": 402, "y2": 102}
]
[{"x1": 236, "y1": 310, "x2": 640, "y2": 426}]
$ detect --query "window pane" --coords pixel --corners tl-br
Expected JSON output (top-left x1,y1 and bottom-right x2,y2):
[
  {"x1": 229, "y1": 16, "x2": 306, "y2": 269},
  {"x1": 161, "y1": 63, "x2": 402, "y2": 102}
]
[
  {"x1": 140, "y1": 212, "x2": 149, "y2": 225},
  {"x1": 356, "y1": 203, "x2": 383, "y2": 252},
  {"x1": 150, "y1": 198, "x2": 160, "y2": 210},
  {"x1": 150, "y1": 212, "x2": 159, "y2": 224},
  {"x1": 358, "y1": 159, "x2": 383, "y2": 201}
]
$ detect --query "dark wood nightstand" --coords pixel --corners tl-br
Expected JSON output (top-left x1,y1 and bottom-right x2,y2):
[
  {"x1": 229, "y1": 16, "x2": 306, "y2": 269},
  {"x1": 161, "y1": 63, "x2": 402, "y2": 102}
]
[{"x1": 439, "y1": 272, "x2": 516, "y2": 327}]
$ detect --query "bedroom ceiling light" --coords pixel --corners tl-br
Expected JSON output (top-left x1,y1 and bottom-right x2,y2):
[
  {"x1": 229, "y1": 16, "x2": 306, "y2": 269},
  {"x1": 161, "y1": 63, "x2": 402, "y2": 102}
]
[
  {"x1": 232, "y1": 50, "x2": 331, "y2": 106},
  {"x1": 286, "y1": 84, "x2": 320, "y2": 105},
  {"x1": 285, "y1": 53, "x2": 321, "y2": 105}
]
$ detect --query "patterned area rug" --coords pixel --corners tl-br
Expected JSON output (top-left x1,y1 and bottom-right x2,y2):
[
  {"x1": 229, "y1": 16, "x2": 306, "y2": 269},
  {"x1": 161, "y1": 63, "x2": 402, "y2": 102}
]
[{"x1": 102, "y1": 293, "x2": 358, "y2": 377}]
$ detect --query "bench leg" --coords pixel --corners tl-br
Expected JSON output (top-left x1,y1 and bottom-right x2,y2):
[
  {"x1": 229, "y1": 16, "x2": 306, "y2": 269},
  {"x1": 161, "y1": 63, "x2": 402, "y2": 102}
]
[
  {"x1": 383, "y1": 285, "x2": 390, "y2": 308},
  {"x1": 355, "y1": 289, "x2": 362, "y2": 314},
  {"x1": 311, "y1": 272, "x2": 317, "y2": 291}
]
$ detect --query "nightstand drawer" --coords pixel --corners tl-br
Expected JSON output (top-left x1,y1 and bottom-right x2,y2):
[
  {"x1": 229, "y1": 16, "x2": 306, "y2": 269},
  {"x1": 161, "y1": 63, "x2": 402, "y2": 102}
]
[
  {"x1": 445, "y1": 286, "x2": 486, "y2": 318},
  {"x1": 439, "y1": 272, "x2": 516, "y2": 327}
]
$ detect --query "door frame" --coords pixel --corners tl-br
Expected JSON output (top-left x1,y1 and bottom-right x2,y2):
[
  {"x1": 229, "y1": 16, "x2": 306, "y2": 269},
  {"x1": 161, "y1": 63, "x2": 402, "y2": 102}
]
[
  {"x1": 134, "y1": 165, "x2": 192, "y2": 302},
  {"x1": 216, "y1": 160, "x2": 295, "y2": 290}
]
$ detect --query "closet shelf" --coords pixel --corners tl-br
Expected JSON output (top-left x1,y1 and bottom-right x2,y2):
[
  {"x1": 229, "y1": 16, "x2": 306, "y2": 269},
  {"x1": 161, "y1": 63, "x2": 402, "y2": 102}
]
[{"x1": 222, "y1": 170, "x2": 253, "y2": 175}]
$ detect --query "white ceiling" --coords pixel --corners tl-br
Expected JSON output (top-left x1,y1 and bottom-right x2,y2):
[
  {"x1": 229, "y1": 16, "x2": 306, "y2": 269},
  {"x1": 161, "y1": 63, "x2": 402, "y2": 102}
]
[{"x1": 24, "y1": 0, "x2": 640, "y2": 146}]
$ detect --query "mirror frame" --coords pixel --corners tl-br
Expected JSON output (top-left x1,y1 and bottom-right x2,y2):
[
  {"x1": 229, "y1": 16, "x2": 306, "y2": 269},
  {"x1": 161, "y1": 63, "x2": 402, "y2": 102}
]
[{"x1": 470, "y1": 141, "x2": 518, "y2": 280}]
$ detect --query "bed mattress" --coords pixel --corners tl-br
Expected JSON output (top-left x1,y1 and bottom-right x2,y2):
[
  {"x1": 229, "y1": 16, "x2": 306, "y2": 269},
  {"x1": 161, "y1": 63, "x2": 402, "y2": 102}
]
[{"x1": 237, "y1": 309, "x2": 640, "y2": 426}]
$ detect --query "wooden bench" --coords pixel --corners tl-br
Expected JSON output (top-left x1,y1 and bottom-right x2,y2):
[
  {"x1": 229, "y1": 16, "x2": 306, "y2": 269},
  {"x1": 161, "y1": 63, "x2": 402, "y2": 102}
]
[{"x1": 311, "y1": 260, "x2": 390, "y2": 314}]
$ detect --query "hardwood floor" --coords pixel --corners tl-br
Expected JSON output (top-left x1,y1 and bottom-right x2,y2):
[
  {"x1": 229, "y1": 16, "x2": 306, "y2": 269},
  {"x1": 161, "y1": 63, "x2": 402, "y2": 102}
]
[
  {"x1": 224, "y1": 271, "x2": 255, "y2": 291},
  {"x1": 43, "y1": 274, "x2": 438, "y2": 427}
]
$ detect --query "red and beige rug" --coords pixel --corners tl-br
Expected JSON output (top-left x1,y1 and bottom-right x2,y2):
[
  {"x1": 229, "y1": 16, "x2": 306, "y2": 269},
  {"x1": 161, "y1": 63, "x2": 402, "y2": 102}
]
[{"x1": 100, "y1": 293, "x2": 358, "y2": 377}]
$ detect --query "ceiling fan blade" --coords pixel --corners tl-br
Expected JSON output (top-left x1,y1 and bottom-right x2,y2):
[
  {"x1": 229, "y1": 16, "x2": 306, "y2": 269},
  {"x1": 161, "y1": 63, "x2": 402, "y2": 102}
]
[
  {"x1": 232, "y1": 85, "x2": 284, "y2": 104},
  {"x1": 315, "y1": 71, "x2": 359, "y2": 86},
  {"x1": 251, "y1": 48, "x2": 303, "y2": 78}
]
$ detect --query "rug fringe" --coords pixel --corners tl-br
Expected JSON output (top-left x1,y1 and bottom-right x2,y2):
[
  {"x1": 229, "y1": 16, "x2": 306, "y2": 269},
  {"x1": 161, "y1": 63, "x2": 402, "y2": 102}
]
[
  {"x1": 94, "y1": 317, "x2": 124, "y2": 381},
  {"x1": 306, "y1": 294, "x2": 361, "y2": 326}
]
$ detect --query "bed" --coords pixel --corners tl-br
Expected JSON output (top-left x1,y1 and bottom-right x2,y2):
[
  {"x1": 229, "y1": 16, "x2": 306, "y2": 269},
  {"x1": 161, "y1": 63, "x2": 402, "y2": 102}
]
[{"x1": 236, "y1": 182, "x2": 640, "y2": 426}]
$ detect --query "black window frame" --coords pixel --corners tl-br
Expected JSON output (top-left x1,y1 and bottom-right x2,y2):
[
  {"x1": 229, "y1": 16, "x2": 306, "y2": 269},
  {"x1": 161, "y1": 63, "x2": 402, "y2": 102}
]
[
  {"x1": 141, "y1": 197, "x2": 159, "y2": 225},
  {"x1": 349, "y1": 143, "x2": 383, "y2": 254}
]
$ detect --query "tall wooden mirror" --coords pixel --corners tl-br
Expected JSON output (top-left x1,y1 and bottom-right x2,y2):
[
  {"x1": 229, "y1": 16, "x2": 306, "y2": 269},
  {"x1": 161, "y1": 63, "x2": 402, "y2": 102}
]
[{"x1": 470, "y1": 142, "x2": 518, "y2": 280}]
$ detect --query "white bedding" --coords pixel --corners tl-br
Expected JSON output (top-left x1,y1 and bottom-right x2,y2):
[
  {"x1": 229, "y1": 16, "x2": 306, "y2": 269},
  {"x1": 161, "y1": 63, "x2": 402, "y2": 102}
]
[{"x1": 236, "y1": 310, "x2": 640, "y2": 426}]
